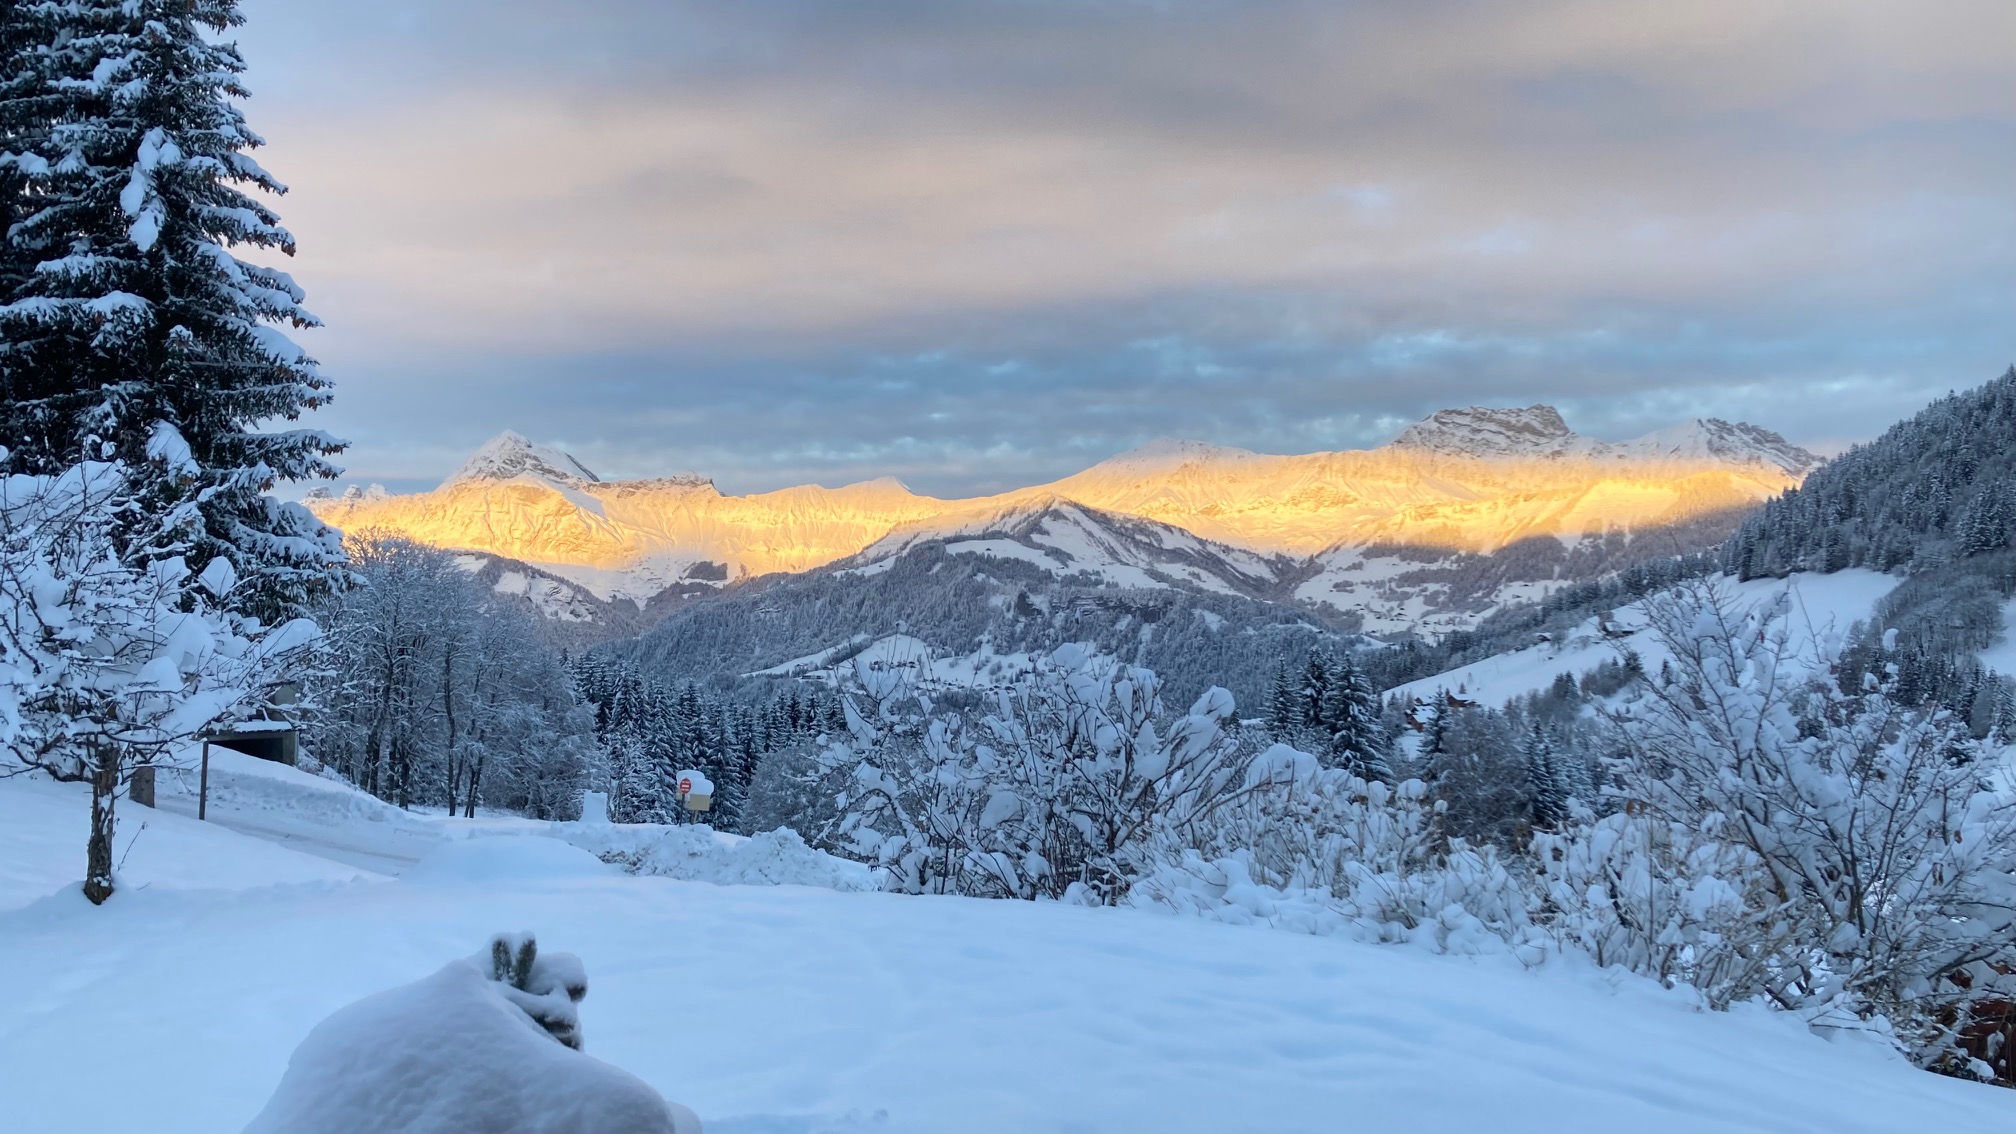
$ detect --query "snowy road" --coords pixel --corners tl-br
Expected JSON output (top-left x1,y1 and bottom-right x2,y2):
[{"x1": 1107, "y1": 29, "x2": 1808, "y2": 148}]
[{"x1": 151, "y1": 793, "x2": 423, "y2": 875}]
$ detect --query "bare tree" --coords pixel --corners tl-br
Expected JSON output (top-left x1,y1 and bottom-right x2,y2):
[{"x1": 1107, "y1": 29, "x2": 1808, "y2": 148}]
[{"x1": 1587, "y1": 580, "x2": 2016, "y2": 1067}]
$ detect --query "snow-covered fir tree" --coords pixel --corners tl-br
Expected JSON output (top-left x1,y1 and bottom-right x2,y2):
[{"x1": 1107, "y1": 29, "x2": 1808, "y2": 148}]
[
  {"x1": 1521, "y1": 722, "x2": 1569, "y2": 831},
  {"x1": 1264, "y1": 648, "x2": 1392, "y2": 781},
  {"x1": 0, "y1": 0, "x2": 344, "y2": 620},
  {"x1": 1318, "y1": 651, "x2": 1391, "y2": 781}
]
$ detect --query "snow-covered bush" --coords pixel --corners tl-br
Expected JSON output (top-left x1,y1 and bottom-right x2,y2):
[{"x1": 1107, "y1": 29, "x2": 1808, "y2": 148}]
[
  {"x1": 0, "y1": 456, "x2": 316, "y2": 902},
  {"x1": 241, "y1": 933, "x2": 698, "y2": 1134},
  {"x1": 1532, "y1": 811, "x2": 1785, "y2": 1005},
  {"x1": 1590, "y1": 580, "x2": 2016, "y2": 1071},
  {"x1": 1132, "y1": 745, "x2": 1541, "y2": 956},
  {"x1": 815, "y1": 645, "x2": 1250, "y2": 902}
]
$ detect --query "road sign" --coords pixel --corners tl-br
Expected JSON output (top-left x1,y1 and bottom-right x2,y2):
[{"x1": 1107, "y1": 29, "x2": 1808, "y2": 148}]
[{"x1": 679, "y1": 777, "x2": 693, "y2": 795}]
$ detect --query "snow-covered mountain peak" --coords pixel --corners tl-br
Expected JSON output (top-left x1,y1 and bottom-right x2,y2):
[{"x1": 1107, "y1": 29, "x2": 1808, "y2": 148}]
[
  {"x1": 837, "y1": 475, "x2": 919, "y2": 498},
  {"x1": 444, "y1": 431, "x2": 601, "y2": 489},
  {"x1": 1387, "y1": 405, "x2": 1820, "y2": 474},
  {"x1": 1622, "y1": 418, "x2": 1819, "y2": 475},
  {"x1": 1387, "y1": 405, "x2": 1583, "y2": 458}
]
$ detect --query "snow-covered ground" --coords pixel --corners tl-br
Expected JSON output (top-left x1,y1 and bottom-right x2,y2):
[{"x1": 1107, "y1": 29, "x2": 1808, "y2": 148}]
[
  {"x1": 1981, "y1": 595, "x2": 2016, "y2": 676},
  {"x1": 3, "y1": 765, "x2": 2010, "y2": 1133},
  {"x1": 148, "y1": 747, "x2": 445, "y2": 874},
  {"x1": 749, "y1": 632, "x2": 1054, "y2": 693},
  {"x1": 0, "y1": 772, "x2": 377, "y2": 908},
  {"x1": 1388, "y1": 569, "x2": 1901, "y2": 705}
]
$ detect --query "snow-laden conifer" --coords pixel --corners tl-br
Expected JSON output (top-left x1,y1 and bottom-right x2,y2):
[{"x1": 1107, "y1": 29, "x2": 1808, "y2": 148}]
[{"x1": 0, "y1": 0, "x2": 342, "y2": 619}]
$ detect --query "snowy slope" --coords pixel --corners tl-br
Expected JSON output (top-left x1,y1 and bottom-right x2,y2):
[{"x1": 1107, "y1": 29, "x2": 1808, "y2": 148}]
[
  {"x1": 845, "y1": 497, "x2": 1288, "y2": 598},
  {"x1": 748, "y1": 631, "x2": 1063, "y2": 694},
  {"x1": 148, "y1": 748, "x2": 446, "y2": 875},
  {"x1": 1386, "y1": 569, "x2": 1901, "y2": 706},
  {"x1": 1, "y1": 776, "x2": 2008, "y2": 1134},
  {"x1": 0, "y1": 773, "x2": 376, "y2": 908},
  {"x1": 1980, "y1": 596, "x2": 2016, "y2": 676},
  {"x1": 305, "y1": 408, "x2": 1815, "y2": 612}
]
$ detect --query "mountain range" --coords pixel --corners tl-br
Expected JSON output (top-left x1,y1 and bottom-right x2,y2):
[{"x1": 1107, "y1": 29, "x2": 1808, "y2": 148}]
[{"x1": 306, "y1": 406, "x2": 1817, "y2": 637}]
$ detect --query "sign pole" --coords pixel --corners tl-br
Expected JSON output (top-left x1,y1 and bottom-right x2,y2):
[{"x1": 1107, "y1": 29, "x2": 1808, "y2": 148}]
[{"x1": 199, "y1": 740, "x2": 210, "y2": 821}]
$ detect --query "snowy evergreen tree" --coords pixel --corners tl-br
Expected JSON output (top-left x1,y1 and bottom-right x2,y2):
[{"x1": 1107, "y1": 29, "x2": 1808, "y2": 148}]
[
  {"x1": 1296, "y1": 652, "x2": 1329, "y2": 739},
  {"x1": 1522, "y1": 722, "x2": 1568, "y2": 831},
  {"x1": 1416, "y1": 701, "x2": 1451, "y2": 784},
  {"x1": 0, "y1": 0, "x2": 343, "y2": 620},
  {"x1": 1264, "y1": 659, "x2": 1298, "y2": 738},
  {"x1": 1318, "y1": 651, "x2": 1391, "y2": 782}
]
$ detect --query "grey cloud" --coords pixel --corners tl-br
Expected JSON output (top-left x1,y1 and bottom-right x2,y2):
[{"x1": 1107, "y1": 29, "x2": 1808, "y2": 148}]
[{"x1": 231, "y1": 1, "x2": 2016, "y2": 494}]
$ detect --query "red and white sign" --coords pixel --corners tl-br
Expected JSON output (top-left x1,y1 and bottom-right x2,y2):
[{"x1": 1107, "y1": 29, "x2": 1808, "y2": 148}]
[{"x1": 678, "y1": 777, "x2": 693, "y2": 795}]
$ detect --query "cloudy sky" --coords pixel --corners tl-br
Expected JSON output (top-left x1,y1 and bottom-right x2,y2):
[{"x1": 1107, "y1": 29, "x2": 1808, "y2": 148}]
[{"x1": 237, "y1": 0, "x2": 2016, "y2": 497}]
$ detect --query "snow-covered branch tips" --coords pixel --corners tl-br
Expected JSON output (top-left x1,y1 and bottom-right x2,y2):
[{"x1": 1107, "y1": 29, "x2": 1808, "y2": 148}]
[{"x1": 0, "y1": 458, "x2": 318, "y2": 903}]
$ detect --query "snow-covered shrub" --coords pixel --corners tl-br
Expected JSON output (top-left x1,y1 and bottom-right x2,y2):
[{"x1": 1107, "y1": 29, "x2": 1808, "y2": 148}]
[
  {"x1": 241, "y1": 934, "x2": 698, "y2": 1134},
  {"x1": 1532, "y1": 811, "x2": 1786, "y2": 1006},
  {"x1": 1131, "y1": 745, "x2": 1541, "y2": 956},
  {"x1": 0, "y1": 457, "x2": 316, "y2": 902},
  {"x1": 815, "y1": 645, "x2": 1250, "y2": 902},
  {"x1": 1594, "y1": 580, "x2": 2016, "y2": 1070}
]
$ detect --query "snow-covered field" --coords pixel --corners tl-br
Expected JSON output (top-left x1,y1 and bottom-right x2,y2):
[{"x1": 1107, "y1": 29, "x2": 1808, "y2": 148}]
[
  {"x1": 3, "y1": 767, "x2": 2010, "y2": 1133},
  {"x1": 1388, "y1": 569, "x2": 1901, "y2": 705},
  {"x1": 1981, "y1": 595, "x2": 2016, "y2": 676}
]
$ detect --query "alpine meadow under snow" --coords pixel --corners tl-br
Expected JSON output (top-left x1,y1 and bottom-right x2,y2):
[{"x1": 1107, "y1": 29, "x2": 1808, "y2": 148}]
[{"x1": 3, "y1": 1, "x2": 2016, "y2": 1132}]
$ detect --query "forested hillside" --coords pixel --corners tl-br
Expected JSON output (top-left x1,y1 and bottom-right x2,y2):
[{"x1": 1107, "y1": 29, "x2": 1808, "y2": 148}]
[
  {"x1": 613, "y1": 542, "x2": 1355, "y2": 711},
  {"x1": 1729, "y1": 367, "x2": 2016, "y2": 576},
  {"x1": 1725, "y1": 368, "x2": 2016, "y2": 718}
]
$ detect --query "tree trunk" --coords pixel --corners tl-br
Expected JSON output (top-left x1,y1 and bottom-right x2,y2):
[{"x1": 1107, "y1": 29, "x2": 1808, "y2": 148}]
[
  {"x1": 83, "y1": 745, "x2": 120, "y2": 905},
  {"x1": 464, "y1": 755, "x2": 484, "y2": 819},
  {"x1": 442, "y1": 652, "x2": 459, "y2": 811}
]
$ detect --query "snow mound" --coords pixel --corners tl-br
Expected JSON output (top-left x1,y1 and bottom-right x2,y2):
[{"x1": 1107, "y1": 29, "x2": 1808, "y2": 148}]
[
  {"x1": 406, "y1": 836, "x2": 615, "y2": 886},
  {"x1": 587, "y1": 826, "x2": 878, "y2": 891},
  {"x1": 240, "y1": 956, "x2": 697, "y2": 1134}
]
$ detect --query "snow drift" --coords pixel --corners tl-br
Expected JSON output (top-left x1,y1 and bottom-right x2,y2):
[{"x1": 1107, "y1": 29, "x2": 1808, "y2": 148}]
[{"x1": 567, "y1": 823, "x2": 877, "y2": 891}]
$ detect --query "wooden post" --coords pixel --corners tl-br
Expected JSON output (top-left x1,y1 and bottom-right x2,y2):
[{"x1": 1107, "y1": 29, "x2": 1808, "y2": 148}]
[{"x1": 199, "y1": 740, "x2": 210, "y2": 821}]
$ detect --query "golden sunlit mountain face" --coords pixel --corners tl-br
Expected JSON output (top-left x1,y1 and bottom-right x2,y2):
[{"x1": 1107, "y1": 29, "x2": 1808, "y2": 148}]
[
  {"x1": 1022, "y1": 450, "x2": 1802, "y2": 556},
  {"x1": 305, "y1": 434, "x2": 1806, "y2": 601}
]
